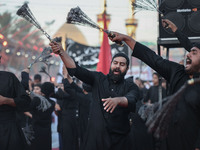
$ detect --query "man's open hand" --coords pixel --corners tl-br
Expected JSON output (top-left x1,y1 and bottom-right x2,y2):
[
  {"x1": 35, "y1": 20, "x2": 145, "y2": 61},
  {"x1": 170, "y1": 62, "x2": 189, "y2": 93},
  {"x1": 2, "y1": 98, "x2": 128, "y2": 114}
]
[{"x1": 102, "y1": 97, "x2": 120, "y2": 113}]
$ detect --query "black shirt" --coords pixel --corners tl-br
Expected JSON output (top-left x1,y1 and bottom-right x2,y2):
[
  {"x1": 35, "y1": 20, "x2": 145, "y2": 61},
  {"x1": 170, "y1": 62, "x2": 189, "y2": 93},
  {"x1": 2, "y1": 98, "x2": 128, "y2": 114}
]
[
  {"x1": 144, "y1": 85, "x2": 166, "y2": 103},
  {"x1": 68, "y1": 64, "x2": 139, "y2": 134},
  {"x1": 0, "y1": 71, "x2": 31, "y2": 150},
  {"x1": 67, "y1": 64, "x2": 139, "y2": 150},
  {"x1": 132, "y1": 42, "x2": 200, "y2": 150}
]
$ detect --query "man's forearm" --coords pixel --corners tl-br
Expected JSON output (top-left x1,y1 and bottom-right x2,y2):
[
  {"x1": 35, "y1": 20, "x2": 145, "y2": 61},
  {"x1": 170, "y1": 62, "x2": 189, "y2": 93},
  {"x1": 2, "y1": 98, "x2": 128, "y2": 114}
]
[
  {"x1": 117, "y1": 97, "x2": 128, "y2": 107},
  {"x1": 102, "y1": 97, "x2": 129, "y2": 113},
  {"x1": 1, "y1": 97, "x2": 16, "y2": 107},
  {"x1": 60, "y1": 52, "x2": 76, "y2": 68},
  {"x1": 50, "y1": 41, "x2": 76, "y2": 69},
  {"x1": 123, "y1": 35, "x2": 136, "y2": 50},
  {"x1": 175, "y1": 29, "x2": 192, "y2": 52}
]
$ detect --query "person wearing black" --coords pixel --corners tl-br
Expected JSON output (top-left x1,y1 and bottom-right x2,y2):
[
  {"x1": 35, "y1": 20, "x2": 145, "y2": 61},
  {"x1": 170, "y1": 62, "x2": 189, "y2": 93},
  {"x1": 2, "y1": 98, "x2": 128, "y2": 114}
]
[
  {"x1": 54, "y1": 78, "x2": 79, "y2": 150},
  {"x1": 128, "y1": 75, "x2": 156, "y2": 150},
  {"x1": 109, "y1": 31, "x2": 200, "y2": 150},
  {"x1": 50, "y1": 41, "x2": 139, "y2": 150},
  {"x1": 54, "y1": 83, "x2": 64, "y2": 150},
  {"x1": 162, "y1": 19, "x2": 193, "y2": 52},
  {"x1": 29, "y1": 82, "x2": 55, "y2": 150},
  {"x1": 134, "y1": 77, "x2": 148, "y2": 101},
  {"x1": 28, "y1": 74, "x2": 42, "y2": 91},
  {"x1": 0, "y1": 55, "x2": 31, "y2": 150},
  {"x1": 162, "y1": 18, "x2": 200, "y2": 150},
  {"x1": 16, "y1": 68, "x2": 34, "y2": 148},
  {"x1": 144, "y1": 72, "x2": 166, "y2": 104},
  {"x1": 16, "y1": 68, "x2": 32, "y2": 130},
  {"x1": 34, "y1": 74, "x2": 42, "y2": 85},
  {"x1": 79, "y1": 83, "x2": 92, "y2": 146},
  {"x1": 62, "y1": 67, "x2": 92, "y2": 149}
]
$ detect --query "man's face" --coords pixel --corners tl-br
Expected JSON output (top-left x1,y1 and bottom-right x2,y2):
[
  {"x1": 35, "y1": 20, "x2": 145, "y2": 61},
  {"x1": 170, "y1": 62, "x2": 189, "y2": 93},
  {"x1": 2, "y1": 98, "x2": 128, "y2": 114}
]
[
  {"x1": 109, "y1": 56, "x2": 128, "y2": 82},
  {"x1": 152, "y1": 74, "x2": 159, "y2": 86},
  {"x1": 185, "y1": 47, "x2": 200, "y2": 74},
  {"x1": 33, "y1": 86, "x2": 42, "y2": 95}
]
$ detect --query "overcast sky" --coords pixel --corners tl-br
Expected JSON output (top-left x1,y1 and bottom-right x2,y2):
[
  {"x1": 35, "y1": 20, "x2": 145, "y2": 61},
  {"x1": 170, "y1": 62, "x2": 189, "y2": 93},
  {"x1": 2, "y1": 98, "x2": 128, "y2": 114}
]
[{"x1": 1, "y1": 0, "x2": 158, "y2": 46}]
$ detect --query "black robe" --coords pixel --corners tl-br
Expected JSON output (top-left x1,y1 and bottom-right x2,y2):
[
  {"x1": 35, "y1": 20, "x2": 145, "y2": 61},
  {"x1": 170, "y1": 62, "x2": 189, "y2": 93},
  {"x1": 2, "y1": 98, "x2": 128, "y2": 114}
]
[
  {"x1": 67, "y1": 64, "x2": 139, "y2": 150},
  {"x1": 63, "y1": 79, "x2": 92, "y2": 149},
  {"x1": 29, "y1": 96, "x2": 55, "y2": 150},
  {"x1": 0, "y1": 71, "x2": 31, "y2": 150},
  {"x1": 175, "y1": 28, "x2": 200, "y2": 149},
  {"x1": 132, "y1": 42, "x2": 200, "y2": 150},
  {"x1": 55, "y1": 94, "x2": 63, "y2": 134},
  {"x1": 144, "y1": 85, "x2": 166, "y2": 103},
  {"x1": 56, "y1": 84, "x2": 79, "y2": 150},
  {"x1": 138, "y1": 87, "x2": 148, "y2": 101},
  {"x1": 130, "y1": 113, "x2": 155, "y2": 150},
  {"x1": 129, "y1": 77, "x2": 156, "y2": 150},
  {"x1": 16, "y1": 71, "x2": 31, "y2": 129}
]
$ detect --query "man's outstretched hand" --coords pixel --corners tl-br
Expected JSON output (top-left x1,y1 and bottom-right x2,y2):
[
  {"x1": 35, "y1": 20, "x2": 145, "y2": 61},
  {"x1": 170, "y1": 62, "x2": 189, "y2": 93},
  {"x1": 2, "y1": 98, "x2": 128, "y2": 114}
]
[
  {"x1": 102, "y1": 97, "x2": 120, "y2": 113},
  {"x1": 102, "y1": 97, "x2": 128, "y2": 113}
]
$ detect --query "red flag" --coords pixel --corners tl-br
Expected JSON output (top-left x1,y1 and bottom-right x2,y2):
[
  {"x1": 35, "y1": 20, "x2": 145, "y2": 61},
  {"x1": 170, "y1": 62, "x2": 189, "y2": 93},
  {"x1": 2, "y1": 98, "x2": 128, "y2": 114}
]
[{"x1": 96, "y1": 13, "x2": 112, "y2": 75}]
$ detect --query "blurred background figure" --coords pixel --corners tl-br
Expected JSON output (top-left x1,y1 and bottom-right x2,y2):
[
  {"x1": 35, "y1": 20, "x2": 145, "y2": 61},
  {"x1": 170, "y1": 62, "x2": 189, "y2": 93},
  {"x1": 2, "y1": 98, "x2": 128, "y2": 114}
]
[{"x1": 144, "y1": 72, "x2": 166, "y2": 104}]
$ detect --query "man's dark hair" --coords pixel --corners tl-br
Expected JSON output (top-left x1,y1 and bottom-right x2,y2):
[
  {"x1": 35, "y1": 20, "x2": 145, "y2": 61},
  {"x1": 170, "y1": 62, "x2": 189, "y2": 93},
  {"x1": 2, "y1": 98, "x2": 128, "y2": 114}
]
[
  {"x1": 34, "y1": 74, "x2": 42, "y2": 81},
  {"x1": 112, "y1": 53, "x2": 129, "y2": 67},
  {"x1": 135, "y1": 77, "x2": 140, "y2": 80},
  {"x1": 153, "y1": 72, "x2": 159, "y2": 78},
  {"x1": 41, "y1": 82, "x2": 55, "y2": 97},
  {"x1": 193, "y1": 42, "x2": 200, "y2": 49},
  {"x1": 33, "y1": 83, "x2": 42, "y2": 89}
]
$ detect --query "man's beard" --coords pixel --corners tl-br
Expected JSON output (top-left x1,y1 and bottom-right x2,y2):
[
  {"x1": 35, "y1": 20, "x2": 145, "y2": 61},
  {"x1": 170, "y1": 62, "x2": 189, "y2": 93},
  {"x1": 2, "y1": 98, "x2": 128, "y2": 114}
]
[{"x1": 109, "y1": 68, "x2": 127, "y2": 83}]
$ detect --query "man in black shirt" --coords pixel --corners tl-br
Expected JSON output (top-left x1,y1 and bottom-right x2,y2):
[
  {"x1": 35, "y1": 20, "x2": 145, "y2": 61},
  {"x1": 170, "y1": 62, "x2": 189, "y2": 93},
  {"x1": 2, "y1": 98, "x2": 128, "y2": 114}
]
[
  {"x1": 0, "y1": 55, "x2": 31, "y2": 150},
  {"x1": 162, "y1": 19, "x2": 193, "y2": 52},
  {"x1": 162, "y1": 18, "x2": 200, "y2": 150},
  {"x1": 109, "y1": 31, "x2": 200, "y2": 150},
  {"x1": 49, "y1": 42, "x2": 139, "y2": 150}
]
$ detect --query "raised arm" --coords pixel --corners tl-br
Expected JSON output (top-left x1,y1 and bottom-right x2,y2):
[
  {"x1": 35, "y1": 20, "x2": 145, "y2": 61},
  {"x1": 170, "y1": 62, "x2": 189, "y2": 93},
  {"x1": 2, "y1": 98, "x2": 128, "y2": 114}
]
[
  {"x1": 0, "y1": 95, "x2": 16, "y2": 107},
  {"x1": 162, "y1": 19, "x2": 178, "y2": 32},
  {"x1": 49, "y1": 41, "x2": 76, "y2": 68},
  {"x1": 162, "y1": 19, "x2": 192, "y2": 52},
  {"x1": 109, "y1": 32, "x2": 182, "y2": 82},
  {"x1": 109, "y1": 32, "x2": 136, "y2": 50},
  {"x1": 21, "y1": 68, "x2": 30, "y2": 91},
  {"x1": 62, "y1": 64, "x2": 81, "y2": 92},
  {"x1": 50, "y1": 41, "x2": 96, "y2": 85},
  {"x1": 13, "y1": 74, "x2": 31, "y2": 111}
]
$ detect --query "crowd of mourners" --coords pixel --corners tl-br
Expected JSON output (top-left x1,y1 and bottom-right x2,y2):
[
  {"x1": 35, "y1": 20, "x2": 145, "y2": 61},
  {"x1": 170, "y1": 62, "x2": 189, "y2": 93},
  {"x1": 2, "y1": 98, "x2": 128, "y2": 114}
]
[{"x1": 0, "y1": 18, "x2": 200, "y2": 150}]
